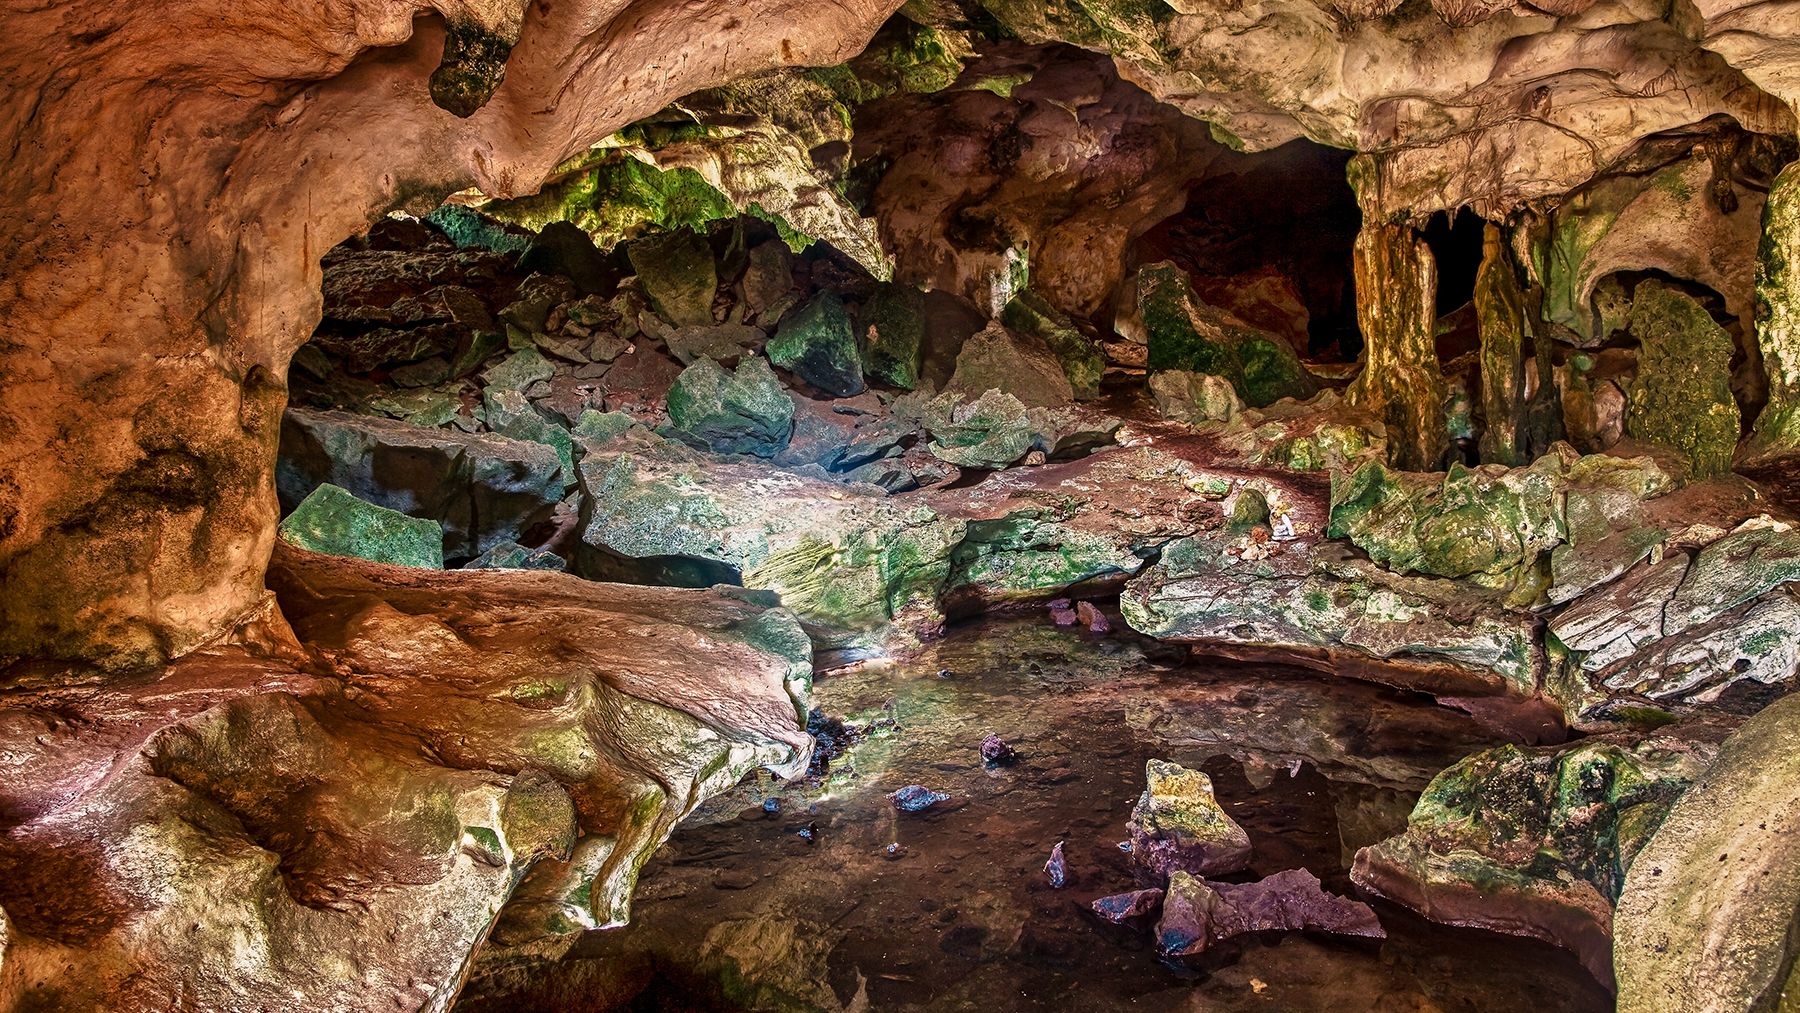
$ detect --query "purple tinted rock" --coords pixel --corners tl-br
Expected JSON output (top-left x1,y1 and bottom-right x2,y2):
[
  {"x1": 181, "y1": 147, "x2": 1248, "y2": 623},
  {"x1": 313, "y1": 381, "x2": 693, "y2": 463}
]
[
  {"x1": 980, "y1": 734, "x2": 1017, "y2": 766},
  {"x1": 891, "y1": 784, "x2": 951, "y2": 812},
  {"x1": 1045, "y1": 842, "x2": 1068, "y2": 888},
  {"x1": 1155, "y1": 869, "x2": 1385, "y2": 958},
  {"x1": 1076, "y1": 601, "x2": 1111, "y2": 633},
  {"x1": 1049, "y1": 604, "x2": 1080, "y2": 627},
  {"x1": 1128, "y1": 760, "x2": 1252, "y2": 881},
  {"x1": 1092, "y1": 888, "x2": 1165, "y2": 923}
]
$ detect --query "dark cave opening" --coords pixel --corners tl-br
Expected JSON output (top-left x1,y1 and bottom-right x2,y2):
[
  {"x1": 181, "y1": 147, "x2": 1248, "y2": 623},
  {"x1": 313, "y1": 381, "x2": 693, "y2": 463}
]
[
  {"x1": 1421, "y1": 207, "x2": 1487, "y2": 319},
  {"x1": 1135, "y1": 139, "x2": 1363, "y2": 363}
]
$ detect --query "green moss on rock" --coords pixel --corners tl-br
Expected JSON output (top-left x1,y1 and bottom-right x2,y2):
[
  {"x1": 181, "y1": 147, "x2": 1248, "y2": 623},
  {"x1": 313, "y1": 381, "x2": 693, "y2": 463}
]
[
  {"x1": 1624, "y1": 282, "x2": 1740, "y2": 478},
  {"x1": 278, "y1": 483, "x2": 444, "y2": 568}
]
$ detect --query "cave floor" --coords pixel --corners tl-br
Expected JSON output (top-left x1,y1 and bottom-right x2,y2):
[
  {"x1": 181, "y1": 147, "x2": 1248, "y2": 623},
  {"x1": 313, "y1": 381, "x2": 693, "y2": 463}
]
[{"x1": 459, "y1": 614, "x2": 1613, "y2": 1012}]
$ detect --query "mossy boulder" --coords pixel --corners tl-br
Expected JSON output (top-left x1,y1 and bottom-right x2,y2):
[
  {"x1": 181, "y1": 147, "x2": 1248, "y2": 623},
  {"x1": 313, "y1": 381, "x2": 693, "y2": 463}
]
[
  {"x1": 1623, "y1": 282, "x2": 1741, "y2": 477},
  {"x1": 665, "y1": 355, "x2": 795, "y2": 457},
  {"x1": 1747, "y1": 161, "x2": 1800, "y2": 464},
  {"x1": 628, "y1": 229, "x2": 718, "y2": 328},
  {"x1": 1137, "y1": 262, "x2": 1316, "y2": 408},
  {"x1": 1327, "y1": 446, "x2": 1674, "y2": 596},
  {"x1": 1352, "y1": 733, "x2": 1717, "y2": 984},
  {"x1": 278, "y1": 484, "x2": 445, "y2": 568},
  {"x1": 1000, "y1": 289, "x2": 1107, "y2": 400},
  {"x1": 768, "y1": 292, "x2": 864, "y2": 397},
  {"x1": 858, "y1": 282, "x2": 926, "y2": 390}
]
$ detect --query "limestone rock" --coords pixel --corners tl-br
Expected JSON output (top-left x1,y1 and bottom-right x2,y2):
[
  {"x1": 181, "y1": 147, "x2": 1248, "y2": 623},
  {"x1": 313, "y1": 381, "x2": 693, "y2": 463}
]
[
  {"x1": 1150, "y1": 370, "x2": 1243, "y2": 425},
  {"x1": 1127, "y1": 759, "x2": 1252, "y2": 880},
  {"x1": 278, "y1": 408, "x2": 565, "y2": 560},
  {"x1": 1624, "y1": 282, "x2": 1741, "y2": 478},
  {"x1": 1326, "y1": 447, "x2": 1675, "y2": 594},
  {"x1": 1000, "y1": 289, "x2": 1108, "y2": 400},
  {"x1": 278, "y1": 483, "x2": 445, "y2": 568},
  {"x1": 945, "y1": 322, "x2": 1076, "y2": 408},
  {"x1": 1345, "y1": 218, "x2": 1449, "y2": 472},
  {"x1": 1353, "y1": 732, "x2": 1718, "y2": 985},
  {"x1": 0, "y1": 546, "x2": 812, "y2": 1009},
  {"x1": 1123, "y1": 535, "x2": 1544, "y2": 701},
  {"x1": 1156, "y1": 869, "x2": 1384, "y2": 959},
  {"x1": 1747, "y1": 161, "x2": 1800, "y2": 465},
  {"x1": 665, "y1": 356, "x2": 795, "y2": 457},
  {"x1": 1615, "y1": 693, "x2": 1800, "y2": 1013},
  {"x1": 629, "y1": 229, "x2": 718, "y2": 328},
  {"x1": 1137, "y1": 262, "x2": 1316, "y2": 408},
  {"x1": 767, "y1": 292, "x2": 865, "y2": 397},
  {"x1": 577, "y1": 428, "x2": 966, "y2": 646},
  {"x1": 464, "y1": 540, "x2": 567, "y2": 571},
  {"x1": 858, "y1": 282, "x2": 927, "y2": 390},
  {"x1": 664, "y1": 323, "x2": 766, "y2": 366}
]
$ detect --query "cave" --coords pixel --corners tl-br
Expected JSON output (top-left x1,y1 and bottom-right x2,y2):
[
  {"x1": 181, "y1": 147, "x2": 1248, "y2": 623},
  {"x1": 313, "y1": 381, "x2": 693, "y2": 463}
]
[{"x1": 6, "y1": 3, "x2": 1800, "y2": 1012}]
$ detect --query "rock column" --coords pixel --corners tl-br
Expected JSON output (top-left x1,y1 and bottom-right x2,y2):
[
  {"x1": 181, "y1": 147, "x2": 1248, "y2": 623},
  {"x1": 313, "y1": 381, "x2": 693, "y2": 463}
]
[
  {"x1": 1347, "y1": 215, "x2": 1450, "y2": 471},
  {"x1": 1747, "y1": 160, "x2": 1800, "y2": 464},
  {"x1": 1476, "y1": 223, "x2": 1528, "y2": 466}
]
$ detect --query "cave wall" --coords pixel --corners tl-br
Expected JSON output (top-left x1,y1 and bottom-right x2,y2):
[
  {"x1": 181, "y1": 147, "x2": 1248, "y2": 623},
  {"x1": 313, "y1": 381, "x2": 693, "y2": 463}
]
[{"x1": 0, "y1": 0, "x2": 904, "y2": 669}]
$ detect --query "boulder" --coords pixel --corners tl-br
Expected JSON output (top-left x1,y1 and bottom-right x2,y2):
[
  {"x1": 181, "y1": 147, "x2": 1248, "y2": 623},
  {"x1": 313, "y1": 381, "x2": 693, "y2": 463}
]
[
  {"x1": 1150, "y1": 370, "x2": 1243, "y2": 425},
  {"x1": 518, "y1": 220, "x2": 611, "y2": 294},
  {"x1": 1092, "y1": 888, "x2": 1165, "y2": 923},
  {"x1": 1615, "y1": 694, "x2": 1800, "y2": 1013},
  {"x1": 278, "y1": 483, "x2": 445, "y2": 568},
  {"x1": 664, "y1": 322, "x2": 766, "y2": 366},
  {"x1": 945, "y1": 322, "x2": 1075, "y2": 408},
  {"x1": 1624, "y1": 282, "x2": 1741, "y2": 477},
  {"x1": 1352, "y1": 732, "x2": 1719, "y2": 985},
  {"x1": 278, "y1": 408, "x2": 565, "y2": 559},
  {"x1": 628, "y1": 229, "x2": 718, "y2": 327},
  {"x1": 767, "y1": 292, "x2": 864, "y2": 397},
  {"x1": 738, "y1": 239, "x2": 799, "y2": 325},
  {"x1": 577, "y1": 428, "x2": 966, "y2": 647},
  {"x1": 1000, "y1": 289, "x2": 1107, "y2": 400},
  {"x1": 1326, "y1": 446, "x2": 1675, "y2": 595},
  {"x1": 1156, "y1": 869, "x2": 1385, "y2": 958},
  {"x1": 665, "y1": 355, "x2": 796, "y2": 457},
  {"x1": 1127, "y1": 759, "x2": 1252, "y2": 880},
  {"x1": 858, "y1": 282, "x2": 927, "y2": 390},
  {"x1": 1137, "y1": 261, "x2": 1316, "y2": 408},
  {"x1": 464, "y1": 540, "x2": 567, "y2": 571}
]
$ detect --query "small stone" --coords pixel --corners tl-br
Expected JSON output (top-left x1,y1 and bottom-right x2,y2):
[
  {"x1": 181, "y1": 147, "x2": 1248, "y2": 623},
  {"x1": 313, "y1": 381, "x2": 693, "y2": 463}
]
[
  {"x1": 797, "y1": 821, "x2": 818, "y2": 844},
  {"x1": 885, "y1": 843, "x2": 908, "y2": 860},
  {"x1": 1076, "y1": 601, "x2": 1111, "y2": 634},
  {"x1": 761, "y1": 797, "x2": 781, "y2": 815},
  {"x1": 980, "y1": 734, "x2": 1017, "y2": 767},
  {"x1": 891, "y1": 785, "x2": 951, "y2": 813},
  {"x1": 1092, "y1": 888, "x2": 1164, "y2": 923},
  {"x1": 1045, "y1": 842, "x2": 1068, "y2": 888}
]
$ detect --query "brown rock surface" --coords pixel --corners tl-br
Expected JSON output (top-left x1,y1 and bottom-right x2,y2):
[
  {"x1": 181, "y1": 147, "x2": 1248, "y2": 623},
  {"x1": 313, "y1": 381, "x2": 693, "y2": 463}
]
[
  {"x1": 0, "y1": 0, "x2": 902, "y2": 669},
  {"x1": 0, "y1": 546, "x2": 813, "y2": 1011}
]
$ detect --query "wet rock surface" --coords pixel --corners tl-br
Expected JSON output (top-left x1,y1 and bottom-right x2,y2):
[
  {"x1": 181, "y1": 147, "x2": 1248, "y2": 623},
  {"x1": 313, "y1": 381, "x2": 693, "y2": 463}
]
[{"x1": 452, "y1": 618, "x2": 1613, "y2": 1013}]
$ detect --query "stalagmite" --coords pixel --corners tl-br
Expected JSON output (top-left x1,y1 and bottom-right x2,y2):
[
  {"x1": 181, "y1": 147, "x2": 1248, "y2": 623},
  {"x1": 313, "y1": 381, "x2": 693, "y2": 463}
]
[{"x1": 1345, "y1": 184, "x2": 1449, "y2": 472}]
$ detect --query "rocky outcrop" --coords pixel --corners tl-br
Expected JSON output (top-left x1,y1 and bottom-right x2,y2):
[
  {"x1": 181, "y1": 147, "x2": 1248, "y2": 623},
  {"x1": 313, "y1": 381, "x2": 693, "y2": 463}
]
[
  {"x1": 278, "y1": 483, "x2": 447, "y2": 568},
  {"x1": 278, "y1": 408, "x2": 567, "y2": 560},
  {"x1": 0, "y1": 546, "x2": 813, "y2": 1011},
  {"x1": 1156, "y1": 869, "x2": 1384, "y2": 959},
  {"x1": 1353, "y1": 729, "x2": 1722, "y2": 986},
  {"x1": 1614, "y1": 692, "x2": 1800, "y2": 1012},
  {"x1": 0, "y1": 0, "x2": 903, "y2": 668},
  {"x1": 1136, "y1": 262, "x2": 1317, "y2": 408}
]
